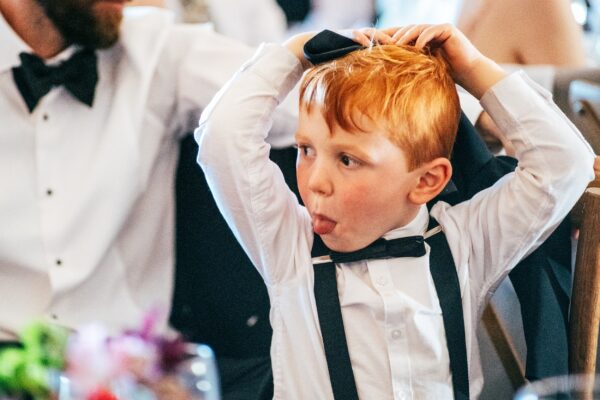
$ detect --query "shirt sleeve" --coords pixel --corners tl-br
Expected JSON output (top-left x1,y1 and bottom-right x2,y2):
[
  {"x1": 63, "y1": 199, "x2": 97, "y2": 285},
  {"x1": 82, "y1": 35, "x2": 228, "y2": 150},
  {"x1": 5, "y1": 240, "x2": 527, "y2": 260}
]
[
  {"x1": 195, "y1": 44, "x2": 312, "y2": 286},
  {"x1": 457, "y1": 88, "x2": 483, "y2": 124},
  {"x1": 168, "y1": 25, "x2": 298, "y2": 148},
  {"x1": 431, "y1": 70, "x2": 595, "y2": 301}
]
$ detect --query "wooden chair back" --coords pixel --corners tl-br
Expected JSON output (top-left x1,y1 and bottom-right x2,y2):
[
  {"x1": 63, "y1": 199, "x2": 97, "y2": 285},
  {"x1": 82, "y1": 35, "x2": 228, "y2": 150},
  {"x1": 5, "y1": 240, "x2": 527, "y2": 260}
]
[
  {"x1": 569, "y1": 186, "x2": 600, "y2": 375},
  {"x1": 559, "y1": 72, "x2": 600, "y2": 375}
]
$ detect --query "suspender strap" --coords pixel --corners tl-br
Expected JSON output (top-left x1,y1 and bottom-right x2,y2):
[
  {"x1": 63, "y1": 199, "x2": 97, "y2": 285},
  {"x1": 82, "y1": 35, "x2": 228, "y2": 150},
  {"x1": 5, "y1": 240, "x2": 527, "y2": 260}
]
[
  {"x1": 313, "y1": 260, "x2": 360, "y2": 400},
  {"x1": 312, "y1": 225, "x2": 470, "y2": 400},
  {"x1": 426, "y1": 228, "x2": 470, "y2": 400}
]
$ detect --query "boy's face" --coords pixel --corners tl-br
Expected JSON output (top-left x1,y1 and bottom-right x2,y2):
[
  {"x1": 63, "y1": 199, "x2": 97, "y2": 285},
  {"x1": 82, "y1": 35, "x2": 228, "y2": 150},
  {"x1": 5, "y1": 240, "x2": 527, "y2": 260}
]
[{"x1": 296, "y1": 107, "x2": 423, "y2": 252}]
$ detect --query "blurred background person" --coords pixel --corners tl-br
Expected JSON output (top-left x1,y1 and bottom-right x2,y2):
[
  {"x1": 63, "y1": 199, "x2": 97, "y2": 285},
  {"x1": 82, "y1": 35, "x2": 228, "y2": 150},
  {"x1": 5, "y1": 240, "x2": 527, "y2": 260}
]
[
  {"x1": 204, "y1": 0, "x2": 373, "y2": 45},
  {"x1": 457, "y1": 0, "x2": 586, "y2": 66},
  {"x1": 204, "y1": 0, "x2": 287, "y2": 45}
]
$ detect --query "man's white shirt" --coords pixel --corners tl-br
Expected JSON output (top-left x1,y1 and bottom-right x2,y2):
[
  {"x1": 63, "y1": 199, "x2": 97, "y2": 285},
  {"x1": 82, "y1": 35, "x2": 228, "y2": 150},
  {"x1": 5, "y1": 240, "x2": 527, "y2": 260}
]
[{"x1": 0, "y1": 8, "x2": 297, "y2": 339}]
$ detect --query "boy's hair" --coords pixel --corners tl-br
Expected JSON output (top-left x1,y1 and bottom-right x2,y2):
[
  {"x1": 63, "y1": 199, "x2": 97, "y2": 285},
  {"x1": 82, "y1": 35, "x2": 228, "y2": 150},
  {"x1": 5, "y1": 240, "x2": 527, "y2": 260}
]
[{"x1": 300, "y1": 45, "x2": 461, "y2": 171}]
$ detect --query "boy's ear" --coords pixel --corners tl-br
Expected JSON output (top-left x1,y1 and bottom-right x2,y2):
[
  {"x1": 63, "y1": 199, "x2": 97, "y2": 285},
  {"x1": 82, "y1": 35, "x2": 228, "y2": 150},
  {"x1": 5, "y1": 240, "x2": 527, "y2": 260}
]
[{"x1": 408, "y1": 158, "x2": 453, "y2": 205}]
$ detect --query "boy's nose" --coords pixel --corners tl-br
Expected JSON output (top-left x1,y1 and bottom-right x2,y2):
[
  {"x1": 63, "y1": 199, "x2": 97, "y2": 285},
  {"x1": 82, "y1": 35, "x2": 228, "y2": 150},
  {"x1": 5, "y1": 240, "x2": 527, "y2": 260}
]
[{"x1": 307, "y1": 164, "x2": 333, "y2": 196}]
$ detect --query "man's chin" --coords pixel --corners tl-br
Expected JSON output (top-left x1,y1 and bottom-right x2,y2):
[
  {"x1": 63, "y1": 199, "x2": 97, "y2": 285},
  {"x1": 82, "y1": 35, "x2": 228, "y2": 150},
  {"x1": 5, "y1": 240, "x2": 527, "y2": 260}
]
[{"x1": 88, "y1": 10, "x2": 122, "y2": 48}]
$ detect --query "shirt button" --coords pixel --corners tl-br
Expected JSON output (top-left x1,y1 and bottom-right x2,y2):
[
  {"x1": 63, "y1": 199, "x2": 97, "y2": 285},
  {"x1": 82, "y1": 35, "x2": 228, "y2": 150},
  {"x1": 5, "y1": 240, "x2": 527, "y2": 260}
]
[
  {"x1": 391, "y1": 329, "x2": 402, "y2": 339},
  {"x1": 246, "y1": 315, "x2": 259, "y2": 327},
  {"x1": 55, "y1": 259, "x2": 62, "y2": 267},
  {"x1": 42, "y1": 113, "x2": 49, "y2": 121},
  {"x1": 376, "y1": 277, "x2": 387, "y2": 286},
  {"x1": 50, "y1": 313, "x2": 58, "y2": 320},
  {"x1": 46, "y1": 188, "x2": 53, "y2": 196}
]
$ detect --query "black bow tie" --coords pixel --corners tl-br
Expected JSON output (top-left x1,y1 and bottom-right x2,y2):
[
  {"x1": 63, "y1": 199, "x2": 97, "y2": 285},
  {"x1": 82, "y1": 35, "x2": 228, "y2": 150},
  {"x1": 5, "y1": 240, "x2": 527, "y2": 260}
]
[
  {"x1": 12, "y1": 49, "x2": 98, "y2": 113},
  {"x1": 329, "y1": 235, "x2": 426, "y2": 264}
]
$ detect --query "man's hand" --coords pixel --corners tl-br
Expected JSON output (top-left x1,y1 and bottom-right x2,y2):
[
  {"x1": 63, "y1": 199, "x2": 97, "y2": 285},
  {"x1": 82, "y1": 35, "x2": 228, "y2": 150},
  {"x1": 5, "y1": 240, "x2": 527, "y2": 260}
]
[
  {"x1": 392, "y1": 24, "x2": 506, "y2": 99},
  {"x1": 594, "y1": 156, "x2": 600, "y2": 181}
]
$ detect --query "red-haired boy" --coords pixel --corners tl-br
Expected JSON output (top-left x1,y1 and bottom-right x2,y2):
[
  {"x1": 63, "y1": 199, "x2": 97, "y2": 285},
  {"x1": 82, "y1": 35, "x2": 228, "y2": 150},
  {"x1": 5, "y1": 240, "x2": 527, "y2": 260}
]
[{"x1": 196, "y1": 25, "x2": 595, "y2": 399}]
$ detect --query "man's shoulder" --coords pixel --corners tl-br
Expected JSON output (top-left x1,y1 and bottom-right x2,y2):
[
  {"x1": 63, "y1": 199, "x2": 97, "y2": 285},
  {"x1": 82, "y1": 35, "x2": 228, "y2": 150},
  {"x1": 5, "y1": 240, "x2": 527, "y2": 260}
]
[
  {"x1": 119, "y1": 7, "x2": 176, "y2": 44},
  {"x1": 116, "y1": 7, "x2": 222, "y2": 59}
]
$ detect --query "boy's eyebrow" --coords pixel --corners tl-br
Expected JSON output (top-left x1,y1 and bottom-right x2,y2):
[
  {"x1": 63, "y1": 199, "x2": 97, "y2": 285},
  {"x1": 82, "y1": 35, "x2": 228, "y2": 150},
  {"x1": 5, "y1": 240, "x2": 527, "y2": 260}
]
[
  {"x1": 331, "y1": 142, "x2": 374, "y2": 162},
  {"x1": 294, "y1": 131, "x2": 309, "y2": 142},
  {"x1": 294, "y1": 131, "x2": 377, "y2": 162}
]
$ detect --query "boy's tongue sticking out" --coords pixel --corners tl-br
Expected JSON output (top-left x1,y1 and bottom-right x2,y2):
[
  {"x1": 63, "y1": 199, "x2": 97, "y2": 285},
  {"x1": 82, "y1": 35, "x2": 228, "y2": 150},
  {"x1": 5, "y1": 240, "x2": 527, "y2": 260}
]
[{"x1": 313, "y1": 215, "x2": 336, "y2": 235}]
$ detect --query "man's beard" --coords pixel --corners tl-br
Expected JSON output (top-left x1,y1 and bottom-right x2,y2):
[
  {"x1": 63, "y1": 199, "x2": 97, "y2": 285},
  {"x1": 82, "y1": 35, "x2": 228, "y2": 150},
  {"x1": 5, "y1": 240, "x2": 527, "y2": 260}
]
[{"x1": 35, "y1": 0, "x2": 123, "y2": 49}]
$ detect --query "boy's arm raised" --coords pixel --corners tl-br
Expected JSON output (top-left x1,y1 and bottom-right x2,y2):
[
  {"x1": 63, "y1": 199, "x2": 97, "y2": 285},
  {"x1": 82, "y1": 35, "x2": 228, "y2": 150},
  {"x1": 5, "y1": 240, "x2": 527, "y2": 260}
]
[
  {"x1": 195, "y1": 43, "x2": 308, "y2": 285},
  {"x1": 405, "y1": 25, "x2": 596, "y2": 295},
  {"x1": 394, "y1": 24, "x2": 506, "y2": 100}
]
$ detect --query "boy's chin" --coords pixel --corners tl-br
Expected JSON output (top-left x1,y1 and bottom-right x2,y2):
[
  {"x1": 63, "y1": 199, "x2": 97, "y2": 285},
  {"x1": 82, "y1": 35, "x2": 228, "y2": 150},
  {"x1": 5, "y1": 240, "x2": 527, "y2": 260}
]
[{"x1": 320, "y1": 234, "x2": 376, "y2": 253}]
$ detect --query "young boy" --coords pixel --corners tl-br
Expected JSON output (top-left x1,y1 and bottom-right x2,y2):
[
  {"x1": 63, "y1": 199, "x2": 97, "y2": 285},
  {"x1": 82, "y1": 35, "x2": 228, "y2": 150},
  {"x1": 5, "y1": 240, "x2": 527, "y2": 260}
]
[{"x1": 195, "y1": 25, "x2": 595, "y2": 399}]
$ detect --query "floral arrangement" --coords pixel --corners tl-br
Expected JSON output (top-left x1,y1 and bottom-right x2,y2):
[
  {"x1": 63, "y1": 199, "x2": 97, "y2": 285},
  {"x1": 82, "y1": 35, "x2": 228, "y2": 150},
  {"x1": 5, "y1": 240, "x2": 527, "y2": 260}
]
[{"x1": 0, "y1": 312, "x2": 200, "y2": 400}]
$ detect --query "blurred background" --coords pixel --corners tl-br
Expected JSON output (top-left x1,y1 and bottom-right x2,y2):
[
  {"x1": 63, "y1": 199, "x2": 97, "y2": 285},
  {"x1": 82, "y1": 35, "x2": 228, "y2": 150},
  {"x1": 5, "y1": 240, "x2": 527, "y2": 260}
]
[{"x1": 129, "y1": 0, "x2": 600, "y2": 65}]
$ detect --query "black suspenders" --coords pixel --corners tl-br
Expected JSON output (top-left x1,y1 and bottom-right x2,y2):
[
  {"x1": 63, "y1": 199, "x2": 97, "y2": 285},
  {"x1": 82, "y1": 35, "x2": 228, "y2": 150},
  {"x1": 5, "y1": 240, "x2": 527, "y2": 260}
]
[
  {"x1": 312, "y1": 225, "x2": 470, "y2": 400},
  {"x1": 313, "y1": 259, "x2": 361, "y2": 400},
  {"x1": 426, "y1": 228, "x2": 470, "y2": 400}
]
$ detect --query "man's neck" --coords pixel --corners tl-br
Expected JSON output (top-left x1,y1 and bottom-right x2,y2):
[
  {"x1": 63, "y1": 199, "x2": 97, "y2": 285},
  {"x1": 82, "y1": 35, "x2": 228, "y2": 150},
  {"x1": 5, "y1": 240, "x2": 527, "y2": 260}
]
[{"x1": 0, "y1": 0, "x2": 66, "y2": 58}]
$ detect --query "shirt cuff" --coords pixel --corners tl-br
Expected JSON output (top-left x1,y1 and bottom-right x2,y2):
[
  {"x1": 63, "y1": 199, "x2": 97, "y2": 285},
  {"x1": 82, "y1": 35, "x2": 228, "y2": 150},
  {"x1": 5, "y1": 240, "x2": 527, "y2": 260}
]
[{"x1": 480, "y1": 70, "x2": 553, "y2": 130}]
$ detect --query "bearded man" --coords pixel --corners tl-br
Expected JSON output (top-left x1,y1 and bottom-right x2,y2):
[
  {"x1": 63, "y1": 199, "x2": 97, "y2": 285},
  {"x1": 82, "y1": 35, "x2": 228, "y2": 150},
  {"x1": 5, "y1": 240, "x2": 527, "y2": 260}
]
[{"x1": 0, "y1": 0, "x2": 295, "y2": 364}]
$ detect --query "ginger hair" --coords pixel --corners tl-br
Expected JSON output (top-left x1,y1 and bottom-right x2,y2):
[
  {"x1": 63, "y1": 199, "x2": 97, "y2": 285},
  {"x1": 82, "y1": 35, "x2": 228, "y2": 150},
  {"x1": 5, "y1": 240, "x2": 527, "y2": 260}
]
[{"x1": 300, "y1": 44, "x2": 460, "y2": 171}]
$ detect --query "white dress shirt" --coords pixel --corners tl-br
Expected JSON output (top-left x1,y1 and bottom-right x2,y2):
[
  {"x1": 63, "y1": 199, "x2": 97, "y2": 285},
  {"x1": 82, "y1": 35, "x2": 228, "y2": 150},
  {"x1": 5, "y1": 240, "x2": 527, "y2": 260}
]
[
  {"x1": 196, "y1": 44, "x2": 594, "y2": 399},
  {"x1": 0, "y1": 8, "x2": 297, "y2": 340}
]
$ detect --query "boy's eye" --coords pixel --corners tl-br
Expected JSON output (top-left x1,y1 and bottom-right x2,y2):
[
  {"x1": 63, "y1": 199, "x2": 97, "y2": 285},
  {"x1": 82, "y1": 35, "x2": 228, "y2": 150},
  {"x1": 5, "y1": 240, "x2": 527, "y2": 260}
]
[
  {"x1": 340, "y1": 154, "x2": 360, "y2": 168},
  {"x1": 296, "y1": 145, "x2": 315, "y2": 157}
]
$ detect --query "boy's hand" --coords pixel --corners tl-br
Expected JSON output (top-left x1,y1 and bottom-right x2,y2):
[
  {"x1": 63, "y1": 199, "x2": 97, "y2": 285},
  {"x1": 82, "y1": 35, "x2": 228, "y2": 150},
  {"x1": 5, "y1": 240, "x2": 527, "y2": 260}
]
[
  {"x1": 284, "y1": 32, "x2": 318, "y2": 70},
  {"x1": 350, "y1": 27, "x2": 395, "y2": 47},
  {"x1": 392, "y1": 24, "x2": 506, "y2": 99},
  {"x1": 284, "y1": 28, "x2": 396, "y2": 71}
]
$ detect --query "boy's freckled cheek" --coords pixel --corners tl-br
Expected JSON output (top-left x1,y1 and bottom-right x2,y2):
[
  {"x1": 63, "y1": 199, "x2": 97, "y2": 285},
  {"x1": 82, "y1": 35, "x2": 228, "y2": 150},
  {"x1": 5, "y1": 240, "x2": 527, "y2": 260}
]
[{"x1": 339, "y1": 186, "x2": 372, "y2": 215}]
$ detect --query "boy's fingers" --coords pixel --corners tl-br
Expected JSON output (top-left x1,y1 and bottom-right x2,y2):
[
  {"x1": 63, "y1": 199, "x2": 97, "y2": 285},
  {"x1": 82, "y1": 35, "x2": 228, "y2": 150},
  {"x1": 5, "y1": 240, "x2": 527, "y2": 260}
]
[
  {"x1": 353, "y1": 28, "x2": 394, "y2": 45},
  {"x1": 361, "y1": 28, "x2": 394, "y2": 44},
  {"x1": 374, "y1": 30, "x2": 394, "y2": 44},
  {"x1": 414, "y1": 25, "x2": 451, "y2": 50},
  {"x1": 381, "y1": 26, "x2": 403, "y2": 37},
  {"x1": 352, "y1": 30, "x2": 371, "y2": 47},
  {"x1": 395, "y1": 24, "x2": 432, "y2": 45},
  {"x1": 391, "y1": 24, "x2": 416, "y2": 42}
]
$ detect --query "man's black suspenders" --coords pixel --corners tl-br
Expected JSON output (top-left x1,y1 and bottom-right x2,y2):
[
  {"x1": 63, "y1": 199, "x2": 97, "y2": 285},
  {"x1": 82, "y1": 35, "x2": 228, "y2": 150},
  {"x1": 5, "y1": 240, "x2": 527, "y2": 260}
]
[{"x1": 312, "y1": 225, "x2": 470, "y2": 400}]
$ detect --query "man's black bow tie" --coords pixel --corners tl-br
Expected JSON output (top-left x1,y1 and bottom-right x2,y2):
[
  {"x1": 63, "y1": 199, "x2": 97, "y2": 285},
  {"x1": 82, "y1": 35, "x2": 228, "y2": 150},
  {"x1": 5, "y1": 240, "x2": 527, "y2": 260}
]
[
  {"x1": 329, "y1": 236, "x2": 426, "y2": 264},
  {"x1": 12, "y1": 49, "x2": 98, "y2": 113}
]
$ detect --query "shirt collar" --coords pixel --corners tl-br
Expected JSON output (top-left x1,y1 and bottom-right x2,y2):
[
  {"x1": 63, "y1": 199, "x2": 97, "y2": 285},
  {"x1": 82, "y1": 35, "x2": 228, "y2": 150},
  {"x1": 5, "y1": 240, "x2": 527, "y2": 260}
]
[
  {"x1": 0, "y1": 10, "x2": 80, "y2": 73},
  {"x1": 382, "y1": 204, "x2": 429, "y2": 240}
]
